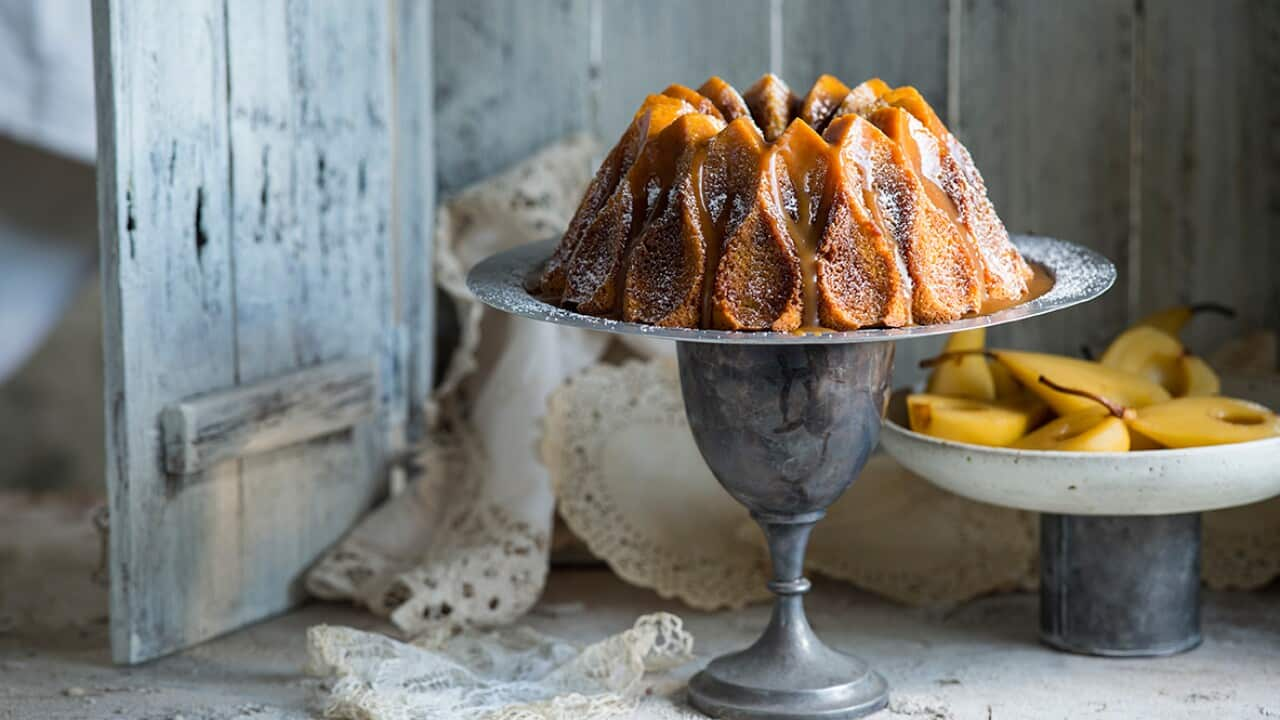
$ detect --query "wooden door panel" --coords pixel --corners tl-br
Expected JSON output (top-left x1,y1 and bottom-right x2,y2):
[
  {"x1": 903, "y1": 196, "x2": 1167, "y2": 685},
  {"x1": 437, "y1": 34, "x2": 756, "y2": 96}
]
[{"x1": 94, "y1": 0, "x2": 410, "y2": 663}]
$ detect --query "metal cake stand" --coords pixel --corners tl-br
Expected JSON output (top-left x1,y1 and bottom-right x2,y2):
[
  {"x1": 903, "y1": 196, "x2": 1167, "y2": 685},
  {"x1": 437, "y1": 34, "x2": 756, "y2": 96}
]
[{"x1": 467, "y1": 235, "x2": 1115, "y2": 720}]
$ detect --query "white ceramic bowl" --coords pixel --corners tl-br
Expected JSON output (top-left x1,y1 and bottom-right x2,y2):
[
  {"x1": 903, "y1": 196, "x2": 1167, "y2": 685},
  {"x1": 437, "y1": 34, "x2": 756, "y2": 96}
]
[{"x1": 879, "y1": 389, "x2": 1280, "y2": 515}]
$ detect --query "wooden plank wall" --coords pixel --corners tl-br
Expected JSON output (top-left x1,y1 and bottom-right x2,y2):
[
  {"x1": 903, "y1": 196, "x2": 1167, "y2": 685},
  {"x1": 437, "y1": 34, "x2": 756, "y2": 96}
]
[
  {"x1": 395, "y1": 0, "x2": 437, "y2": 439},
  {"x1": 433, "y1": 0, "x2": 592, "y2": 195},
  {"x1": 95, "y1": 0, "x2": 423, "y2": 663},
  {"x1": 959, "y1": 0, "x2": 1136, "y2": 360},
  {"x1": 432, "y1": 0, "x2": 1280, "y2": 381},
  {"x1": 1140, "y1": 0, "x2": 1280, "y2": 355}
]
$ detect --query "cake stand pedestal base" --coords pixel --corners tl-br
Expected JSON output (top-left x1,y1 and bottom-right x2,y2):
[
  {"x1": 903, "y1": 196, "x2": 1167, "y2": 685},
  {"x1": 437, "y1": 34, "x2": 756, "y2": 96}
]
[
  {"x1": 1040, "y1": 513, "x2": 1201, "y2": 657},
  {"x1": 687, "y1": 513, "x2": 888, "y2": 720}
]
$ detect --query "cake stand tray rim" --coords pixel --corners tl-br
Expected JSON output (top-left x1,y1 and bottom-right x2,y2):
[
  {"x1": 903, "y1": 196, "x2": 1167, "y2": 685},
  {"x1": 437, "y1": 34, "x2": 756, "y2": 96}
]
[{"x1": 464, "y1": 234, "x2": 1115, "y2": 345}]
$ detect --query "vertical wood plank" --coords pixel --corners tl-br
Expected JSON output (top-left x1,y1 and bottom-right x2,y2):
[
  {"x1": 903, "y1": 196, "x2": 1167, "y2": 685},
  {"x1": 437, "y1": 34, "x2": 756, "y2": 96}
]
[
  {"x1": 433, "y1": 0, "x2": 591, "y2": 195},
  {"x1": 394, "y1": 0, "x2": 436, "y2": 441},
  {"x1": 595, "y1": 0, "x2": 771, "y2": 142},
  {"x1": 781, "y1": 0, "x2": 952, "y2": 385},
  {"x1": 959, "y1": 0, "x2": 1136, "y2": 356},
  {"x1": 93, "y1": 0, "x2": 244, "y2": 663},
  {"x1": 225, "y1": 0, "x2": 391, "y2": 620},
  {"x1": 98, "y1": 0, "x2": 401, "y2": 663},
  {"x1": 781, "y1": 0, "x2": 950, "y2": 119},
  {"x1": 1139, "y1": 0, "x2": 1280, "y2": 352}
]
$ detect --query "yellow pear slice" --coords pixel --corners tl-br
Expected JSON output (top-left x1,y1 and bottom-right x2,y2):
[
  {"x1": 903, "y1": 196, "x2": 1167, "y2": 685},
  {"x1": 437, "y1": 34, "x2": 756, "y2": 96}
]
[
  {"x1": 1100, "y1": 326, "x2": 1184, "y2": 392},
  {"x1": 1177, "y1": 355, "x2": 1220, "y2": 397},
  {"x1": 926, "y1": 329, "x2": 996, "y2": 401},
  {"x1": 1127, "y1": 426, "x2": 1164, "y2": 450},
  {"x1": 906, "y1": 394, "x2": 1031, "y2": 447},
  {"x1": 989, "y1": 350, "x2": 1171, "y2": 416},
  {"x1": 989, "y1": 359, "x2": 1023, "y2": 400},
  {"x1": 1128, "y1": 397, "x2": 1280, "y2": 448},
  {"x1": 1012, "y1": 409, "x2": 1131, "y2": 452}
]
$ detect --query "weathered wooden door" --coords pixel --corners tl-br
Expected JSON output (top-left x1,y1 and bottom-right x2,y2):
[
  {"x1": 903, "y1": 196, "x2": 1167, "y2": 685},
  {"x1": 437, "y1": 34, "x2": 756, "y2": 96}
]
[{"x1": 93, "y1": 0, "x2": 433, "y2": 663}]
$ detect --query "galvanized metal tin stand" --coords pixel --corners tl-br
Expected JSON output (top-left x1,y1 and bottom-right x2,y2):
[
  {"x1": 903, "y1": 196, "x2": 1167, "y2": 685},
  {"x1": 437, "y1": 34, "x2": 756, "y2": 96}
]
[{"x1": 1040, "y1": 513, "x2": 1201, "y2": 656}]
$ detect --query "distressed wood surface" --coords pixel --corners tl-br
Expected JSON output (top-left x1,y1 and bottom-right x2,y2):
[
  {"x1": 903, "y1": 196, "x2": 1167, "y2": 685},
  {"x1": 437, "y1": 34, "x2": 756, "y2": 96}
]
[
  {"x1": 433, "y1": 0, "x2": 591, "y2": 196},
  {"x1": 594, "y1": 0, "x2": 771, "y2": 142},
  {"x1": 1139, "y1": 0, "x2": 1280, "y2": 355},
  {"x1": 781, "y1": 0, "x2": 949, "y2": 117},
  {"x1": 160, "y1": 358, "x2": 376, "y2": 476},
  {"x1": 394, "y1": 0, "x2": 436, "y2": 442},
  {"x1": 224, "y1": 0, "x2": 392, "y2": 640},
  {"x1": 94, "y1": 0, "x2": 243, "y2": 664},
  {"x1": 96, "y1": 0, "x2": 411, "y2": 663},
  {"x1": 957, "y1": 0, "x2": 1136, "y2": 357}
]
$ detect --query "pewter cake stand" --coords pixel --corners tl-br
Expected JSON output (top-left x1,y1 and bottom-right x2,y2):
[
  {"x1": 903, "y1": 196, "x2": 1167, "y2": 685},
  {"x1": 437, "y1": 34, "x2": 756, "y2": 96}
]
[{"x1": 468, "y1": 235, "x2": 1114, "y2": 720}]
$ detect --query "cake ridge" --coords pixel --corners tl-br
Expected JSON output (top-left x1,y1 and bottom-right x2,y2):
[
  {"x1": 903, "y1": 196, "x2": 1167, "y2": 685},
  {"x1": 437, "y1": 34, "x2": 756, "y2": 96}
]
[{"x1": 542, "y1": 73, "x2": 1033, "y2": 331}]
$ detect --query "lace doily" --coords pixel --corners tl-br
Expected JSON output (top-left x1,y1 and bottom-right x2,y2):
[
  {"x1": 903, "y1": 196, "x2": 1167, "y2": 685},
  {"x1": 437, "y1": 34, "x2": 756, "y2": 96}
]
[
  {"x1": 544, "y1": 359, "x2": 770, "y2": 611},
  {"x1": 306, "y1": 612, "x2": 699, "y2": 720},
  {"x1": 545, "y1": 358, "x2": 1038, "y2": 608},
  {"x1": 811, "y1": 454, "x2": 1038, "y2": 604}
]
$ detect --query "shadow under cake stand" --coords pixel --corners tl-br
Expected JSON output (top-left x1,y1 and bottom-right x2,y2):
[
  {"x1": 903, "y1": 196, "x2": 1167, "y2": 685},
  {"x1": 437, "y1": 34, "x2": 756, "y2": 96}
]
[
  {"x1": 881, "y1": 400, "x2": 1280, "y2": 657},
  {"x1": 467, "y1": 235, "x2": 1114, "y2": 719}
]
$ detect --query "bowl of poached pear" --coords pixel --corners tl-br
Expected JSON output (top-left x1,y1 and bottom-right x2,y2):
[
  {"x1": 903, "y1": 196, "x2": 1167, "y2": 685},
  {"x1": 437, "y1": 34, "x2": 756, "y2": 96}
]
[{"x1": 880, "y1": 308, "x2": 1280, "y2": 515}]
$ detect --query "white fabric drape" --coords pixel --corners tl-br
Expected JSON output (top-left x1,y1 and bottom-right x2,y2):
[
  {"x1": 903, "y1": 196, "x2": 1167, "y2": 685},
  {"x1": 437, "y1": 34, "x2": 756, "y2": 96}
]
[{"x1": 0, "y1": 0, "x2": 96, "y2": 163}]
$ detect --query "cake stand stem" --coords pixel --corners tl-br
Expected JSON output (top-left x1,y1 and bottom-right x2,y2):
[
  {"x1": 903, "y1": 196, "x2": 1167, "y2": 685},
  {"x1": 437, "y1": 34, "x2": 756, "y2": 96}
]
[
  {"x1": 678, "y1": 341, "x2": 892, "y2": 720},
  {"x1": 1040, "y1": 512, "x2": 1201, "y2": 657},
  {"x1": 756, "y1": 511, "x2": 823, "y2": 664}
]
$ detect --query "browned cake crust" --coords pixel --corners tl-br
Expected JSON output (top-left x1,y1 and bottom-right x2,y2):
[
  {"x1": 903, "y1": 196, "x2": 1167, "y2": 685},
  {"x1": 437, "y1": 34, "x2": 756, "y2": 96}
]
[{"x1": 543, "y1": 73, "x2": 1030, "y2": 331}]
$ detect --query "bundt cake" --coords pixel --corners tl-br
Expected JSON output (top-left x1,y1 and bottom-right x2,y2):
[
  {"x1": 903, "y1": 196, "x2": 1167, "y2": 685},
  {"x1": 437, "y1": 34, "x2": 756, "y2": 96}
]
[{"x1": 539, "y1": 74, "x2": 1033, "y2": 331}]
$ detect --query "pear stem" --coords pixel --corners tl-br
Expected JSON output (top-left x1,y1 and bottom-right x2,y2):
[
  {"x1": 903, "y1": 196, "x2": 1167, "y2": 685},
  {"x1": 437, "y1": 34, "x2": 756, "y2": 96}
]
[
  {"x1": 1189, "y1": 302, "x2": 1236, "y2": 319},
  {"x1": 1037, "y1": 375, "x2": 1133, "y2": 419},
  {"x1": 918, "y1": 350, "x2": 996, "y2": 369}
]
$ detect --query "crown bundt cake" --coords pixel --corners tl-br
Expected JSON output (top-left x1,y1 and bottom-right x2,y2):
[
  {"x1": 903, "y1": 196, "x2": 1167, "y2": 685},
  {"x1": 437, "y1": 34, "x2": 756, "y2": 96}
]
[{"x1": 539, "y1": 74, "x2": 1033, "y2": 331}]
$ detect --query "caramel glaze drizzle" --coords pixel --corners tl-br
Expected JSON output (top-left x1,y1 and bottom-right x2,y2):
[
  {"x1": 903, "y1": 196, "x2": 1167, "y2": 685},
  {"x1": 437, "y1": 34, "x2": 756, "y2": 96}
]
[
  {"x1": 688, "y1": 121, "x2": 839, "y2": 331},
  {"x1": 772, "y1": 124, "x2": 835, "y2": 330}
]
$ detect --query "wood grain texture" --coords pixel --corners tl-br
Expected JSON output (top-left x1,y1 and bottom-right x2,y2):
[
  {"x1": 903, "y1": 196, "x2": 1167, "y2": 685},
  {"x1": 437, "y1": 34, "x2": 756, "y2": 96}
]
[
  {"x1": 94, "y1": 0, "x2": 243, "y2": 664},
  {"x1": 97, "y1": 0, "x2": 400, "y2": 663},
  {"x1": 394, "y1": 0, "x2": 436, "y2": 442},
  {"x1": 434, "y1": 0, "x2": 591, "y2": 195},
  {"x1": 160, "y1": 358, "x2": 376, "y2": 475},
  {"x1": 225, "y1": 0, "x2": 392, "y2": 635},
  {"x1": 1139, "y1": 0, "x2": 1280, "y2": 353},
  {"x1": 781, "y1": 0, "x2": 950, "y2": 119},
  {"x1": 595, "y1": 0, "x2": 771, "y2": 142},
  {"x1": 958, "y1": 0, "x2": 1136, "y2": 357}
]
